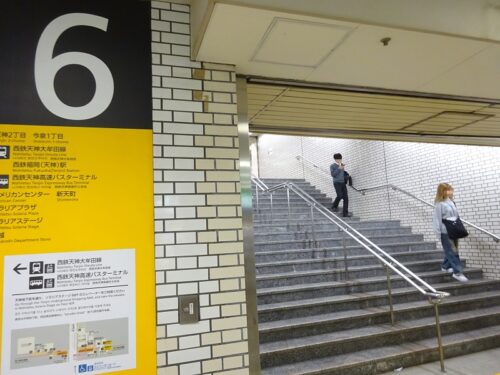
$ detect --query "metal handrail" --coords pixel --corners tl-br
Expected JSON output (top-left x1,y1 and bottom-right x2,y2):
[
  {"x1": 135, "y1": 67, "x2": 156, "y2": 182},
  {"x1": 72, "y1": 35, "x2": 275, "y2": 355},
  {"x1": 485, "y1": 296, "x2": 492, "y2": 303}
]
[
  {"x1": 296, "y1": 155, "x2": 500, "y2": 243},
  {"x1": 252, "y1": 177, "x2": 268, "y2": 191},
  {"x1": 263, "y1": 180, "x2": 447, "y2": 298},
  {"x1": 252, "y1": 177, "x2": 272, "y2": 218},
  {"x1": 252, "y1": 175, "x2": 450, "y2": 371}
]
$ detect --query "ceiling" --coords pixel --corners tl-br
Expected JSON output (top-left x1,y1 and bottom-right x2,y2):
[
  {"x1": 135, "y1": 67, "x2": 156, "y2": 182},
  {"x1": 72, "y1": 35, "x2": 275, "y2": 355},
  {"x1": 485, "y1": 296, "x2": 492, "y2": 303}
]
[
  {"x1": 194, "y1": 1, "x2": 500, "y2": 145},
  {"x1": 196, "y1": 3, "x2": 500, "y2": 100},
  {"x1": 247, "y1": 83, "x2": 500, "y2": 146}
]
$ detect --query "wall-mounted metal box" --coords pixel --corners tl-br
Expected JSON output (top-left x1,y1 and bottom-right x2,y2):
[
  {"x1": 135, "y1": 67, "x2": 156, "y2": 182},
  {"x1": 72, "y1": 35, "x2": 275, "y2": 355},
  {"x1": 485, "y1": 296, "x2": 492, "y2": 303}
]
[{"x1": 179, "y1": 294, "x2": 199, "y2": 324}]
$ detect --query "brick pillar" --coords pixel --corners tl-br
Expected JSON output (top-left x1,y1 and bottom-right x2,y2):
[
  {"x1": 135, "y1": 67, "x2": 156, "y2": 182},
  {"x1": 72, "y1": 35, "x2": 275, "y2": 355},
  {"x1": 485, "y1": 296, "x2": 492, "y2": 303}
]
[{"x1": 151, "y1": 2, "x2": 249, "y2": 374}]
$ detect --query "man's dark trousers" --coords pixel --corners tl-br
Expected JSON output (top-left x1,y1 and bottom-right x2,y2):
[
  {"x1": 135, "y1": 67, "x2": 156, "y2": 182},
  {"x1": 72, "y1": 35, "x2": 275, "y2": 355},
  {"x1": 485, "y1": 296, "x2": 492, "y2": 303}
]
[{"x1": 332, "y1": 182, "x2": 348, "y2": 216}]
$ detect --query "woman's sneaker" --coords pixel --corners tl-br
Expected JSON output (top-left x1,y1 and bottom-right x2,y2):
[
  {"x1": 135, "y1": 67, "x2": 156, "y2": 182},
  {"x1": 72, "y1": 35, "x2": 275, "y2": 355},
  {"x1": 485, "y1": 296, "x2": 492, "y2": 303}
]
[
  {"x1": 441, "y1": 267, "x2": 453, "y2": 273},
  {"x1": 452, "y1": 273, "x2": 469, "y2": 282}
]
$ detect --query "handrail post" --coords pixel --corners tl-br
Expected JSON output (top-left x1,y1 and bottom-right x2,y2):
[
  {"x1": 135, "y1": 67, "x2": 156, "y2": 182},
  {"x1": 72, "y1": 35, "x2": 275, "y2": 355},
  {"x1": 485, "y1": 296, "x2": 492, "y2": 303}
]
[
  {"x1": 270, "y1": 192, "x2": 274, "y2": 222},
  {"x1": 255, "y1": 184, "x2": 260, "y2": 212},
  {"x1": 286, "y1": 186, "x2": 291, "y2": 224},
  {"x1": 310, "y1": 203, "x2": 317, "y2": 248},
  {"x1": 429, "y1": 297, "x2": 446, "y2": 372},
  {"x1": 385, "y1": 265, "x2": 395, "y2": 326},
  {"x1": 342, "y1": 229, "x2": 349, "y2": 280}
]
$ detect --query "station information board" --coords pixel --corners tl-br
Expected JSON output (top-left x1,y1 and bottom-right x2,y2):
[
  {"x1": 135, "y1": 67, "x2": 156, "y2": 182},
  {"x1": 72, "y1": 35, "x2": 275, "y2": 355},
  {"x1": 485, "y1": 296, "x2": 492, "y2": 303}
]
[{"x1": 0, "y1": 1, "x2": 155, "y2": 374}]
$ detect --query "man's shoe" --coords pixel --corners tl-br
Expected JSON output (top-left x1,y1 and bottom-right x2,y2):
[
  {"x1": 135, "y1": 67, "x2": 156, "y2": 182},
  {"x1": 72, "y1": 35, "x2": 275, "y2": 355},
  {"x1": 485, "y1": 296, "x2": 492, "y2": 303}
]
[
  {"x1": 452, "y1": 273, "x2": 469, "y2": 282},
  {"x1": 441, "y1": 267, "x2": 453, "y2": 273},
  {"x1": 331, "y1": 207, "x2": 339, "y2": 212},
  {"x1": 343, "y1": 213, "x2": 353, "y2": 218}
]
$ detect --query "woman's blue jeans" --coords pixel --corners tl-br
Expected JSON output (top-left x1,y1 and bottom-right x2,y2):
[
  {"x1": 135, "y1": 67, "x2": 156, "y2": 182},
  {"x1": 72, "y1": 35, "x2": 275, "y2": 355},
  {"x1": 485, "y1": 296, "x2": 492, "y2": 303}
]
[{"x1": 440, "y1": 233, "x2": 463, "y2": 274}]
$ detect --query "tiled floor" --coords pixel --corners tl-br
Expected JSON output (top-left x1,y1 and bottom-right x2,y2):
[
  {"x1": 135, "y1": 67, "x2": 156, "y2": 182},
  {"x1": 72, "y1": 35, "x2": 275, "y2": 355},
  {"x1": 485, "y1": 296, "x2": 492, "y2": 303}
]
[{"x1": 381, "y1": 348, "x2": 500, "y2": 375}]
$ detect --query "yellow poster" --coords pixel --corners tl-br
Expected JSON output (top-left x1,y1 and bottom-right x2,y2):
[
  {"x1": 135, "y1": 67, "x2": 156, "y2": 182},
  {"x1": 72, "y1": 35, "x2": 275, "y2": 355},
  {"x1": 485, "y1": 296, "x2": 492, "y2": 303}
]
[{"x1": 0, "y1": 124, "x2": 155, "y2": 375}]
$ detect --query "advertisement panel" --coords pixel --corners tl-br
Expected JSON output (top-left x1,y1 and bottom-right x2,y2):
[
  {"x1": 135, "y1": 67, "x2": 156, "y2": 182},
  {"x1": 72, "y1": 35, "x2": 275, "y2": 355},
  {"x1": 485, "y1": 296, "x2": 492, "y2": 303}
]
[{"x1": 0, "y1": 1, "x2": 155, "y2": 374}]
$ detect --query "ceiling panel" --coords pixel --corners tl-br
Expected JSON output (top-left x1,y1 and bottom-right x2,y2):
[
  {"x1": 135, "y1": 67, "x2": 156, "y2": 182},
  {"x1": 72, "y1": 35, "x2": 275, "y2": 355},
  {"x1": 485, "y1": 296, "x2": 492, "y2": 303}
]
[
  {"x1": 247, "y1": 83, "x2": 500, "y2": 146},
  {"x1": 420, "y1": 46, "x2": 500, "y2": 98},
  {"x1": 307, "y1": 24, "x2": 489, "y2": 91},
  {"x1": 251, "y1": 18, "x2": 353, "y2": 67},
  {"x1": 402, "y1": 112, "x2": 492, "y2": 133}
]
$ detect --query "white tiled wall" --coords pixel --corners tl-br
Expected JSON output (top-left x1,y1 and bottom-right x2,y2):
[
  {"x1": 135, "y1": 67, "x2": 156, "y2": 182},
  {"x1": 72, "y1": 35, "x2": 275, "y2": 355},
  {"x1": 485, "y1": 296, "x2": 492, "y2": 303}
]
[
  {"x1": 257, "y1": 134, "x2": 500, "y2": 279},
  {"x1": 257, "y1": 135, "x2": 391, "y2": 220},
  {"x1": 152, "y1": 2, "x2": 249, "y2": 374}
]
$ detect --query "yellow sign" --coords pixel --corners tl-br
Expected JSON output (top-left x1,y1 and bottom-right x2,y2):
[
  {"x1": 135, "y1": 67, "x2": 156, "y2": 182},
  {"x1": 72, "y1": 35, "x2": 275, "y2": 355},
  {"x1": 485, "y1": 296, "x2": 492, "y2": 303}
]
[{"x1": 0, "y1": 124, "x2": 155, "y2": 374}]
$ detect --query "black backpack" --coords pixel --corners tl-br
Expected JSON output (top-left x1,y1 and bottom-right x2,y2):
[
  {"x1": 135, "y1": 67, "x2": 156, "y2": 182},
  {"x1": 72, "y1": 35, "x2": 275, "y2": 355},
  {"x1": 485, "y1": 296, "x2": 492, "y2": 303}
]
[{"x1": 344, "y1": 171, "x2": 352, "y2": 186}]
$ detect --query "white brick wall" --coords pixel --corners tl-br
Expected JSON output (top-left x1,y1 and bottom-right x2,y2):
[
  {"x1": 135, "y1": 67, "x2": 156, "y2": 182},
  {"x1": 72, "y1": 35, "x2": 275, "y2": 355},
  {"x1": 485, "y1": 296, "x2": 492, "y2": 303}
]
[
  {"x1": 257, "y1": 135, "x2": 391, "y2": 220},
  {"x1": 257, "y1": 134, "x2": 500, "y2": 279},
  {"x1": 152, "y1": 2, "x2": 249, "y2": 374}
]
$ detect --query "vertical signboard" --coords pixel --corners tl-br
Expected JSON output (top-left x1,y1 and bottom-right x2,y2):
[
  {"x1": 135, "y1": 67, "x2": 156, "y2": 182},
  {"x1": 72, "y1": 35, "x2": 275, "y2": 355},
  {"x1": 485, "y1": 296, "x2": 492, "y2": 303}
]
[{"x1": 0, "y1": 1, "x2": 155, "y2": 374}]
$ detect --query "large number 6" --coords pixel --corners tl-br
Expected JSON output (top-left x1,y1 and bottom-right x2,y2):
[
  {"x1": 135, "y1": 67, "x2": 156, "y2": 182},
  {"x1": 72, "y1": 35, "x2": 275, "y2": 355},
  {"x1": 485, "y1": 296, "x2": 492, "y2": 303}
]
[{"x1": 35, "y1": 13, "x2": 114, "y2": 120}]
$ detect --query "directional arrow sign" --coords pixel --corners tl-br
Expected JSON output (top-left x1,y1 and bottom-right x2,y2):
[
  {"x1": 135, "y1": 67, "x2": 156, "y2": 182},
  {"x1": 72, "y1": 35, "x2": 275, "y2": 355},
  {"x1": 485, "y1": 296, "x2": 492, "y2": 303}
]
[{"x1": 13, "y1": 264, "x2": 27, "y2": 275}]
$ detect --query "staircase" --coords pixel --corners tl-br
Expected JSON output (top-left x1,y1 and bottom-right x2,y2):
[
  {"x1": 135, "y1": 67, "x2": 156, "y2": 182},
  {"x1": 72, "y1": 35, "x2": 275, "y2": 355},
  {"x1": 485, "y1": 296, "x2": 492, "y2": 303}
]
[{"x1": 252, "y1": 178, "x2": 500, "y2": 375}]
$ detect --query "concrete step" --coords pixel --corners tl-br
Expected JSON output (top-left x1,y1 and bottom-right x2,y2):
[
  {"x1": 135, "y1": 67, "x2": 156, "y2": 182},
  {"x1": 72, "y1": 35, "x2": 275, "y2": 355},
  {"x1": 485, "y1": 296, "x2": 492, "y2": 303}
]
[
  {"x1": 254, "y1": 234, "x2": 424, "y2": 252},
  {"x1": 255, "y1": 184, "x2": 317, "y2": 191},
  {"x1": 252, "y1": 207, "x2": 340, "y2": 218},
  {"x1": 260, "y1": 305, "x2": 500, "y2": 369},
  {"x1": 255, "y1": 241, "x2": 436, "y2": 263},
  {"x1": 251, "y1": 200, "x2": 323, "y2": 209},
  {"x1": 253, "y1": 203, "x2": 334, "y2": 213},
  {"x1": 260, "y1": 324, "x2": 500, "y2": 375},
  {"x1": 252, "y1": 184, "x2": 321, "y2": 192},
  {"x1": 255, "y1": 259, "x2": 452, "y2": 289},
  {"x1": 253, "y1": 198, "x2": 332, "y2": 205},
  {"x1": 252, "y1": 204, "x2": 332, "y2": 213},
  {"x1": 253, "y1": 204, "x2": 334, "y2": 213},
  {"x1": 254, "y1": 181, "x2": 311, "y2": 188},
  {"x1": 259, "y1": 288, "x2": 500, "y2": 343},
  {"x1": 253, "y1": 220, "x2": 402, "y2": 234},
  {"x1": 253, "y1": 193, "x2": 329, "y2": 201},
  {"x1": 255, "y1": 227, "x2": 413, "y2": 243},
  {"x1": 255, "y1": 249, "x2": 441, "y2": 275},
  {"x1": 258, "y1": 178, "x2": 307, "y2": 183},
  {"x1": 253, "y1": 191, "x2": 329, "y2": 198},
  {"x1": 256, "y1": 268, "x2": 480, "y2": 306},
  {"x1": 258, "y1": 276, "x2": 496, "y2": 324},
  {"x1": 253, "y1": 204, "x2": 334, "y2": 214},
  {"x1": 252, "y1": 191, "x2": 326, "y2": 199},
  {"x1": 254, "y1": 215, "x2": 360, "y2": 226}
]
